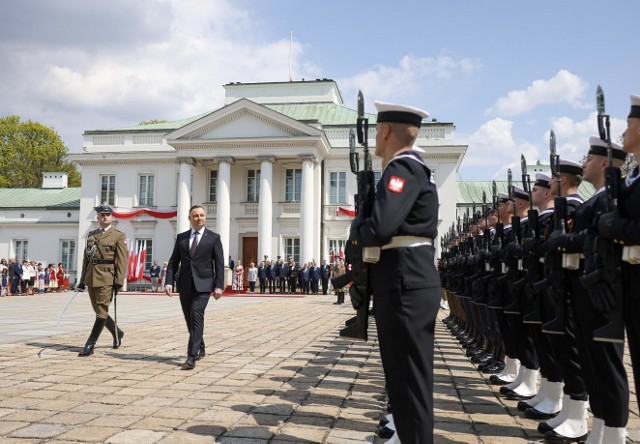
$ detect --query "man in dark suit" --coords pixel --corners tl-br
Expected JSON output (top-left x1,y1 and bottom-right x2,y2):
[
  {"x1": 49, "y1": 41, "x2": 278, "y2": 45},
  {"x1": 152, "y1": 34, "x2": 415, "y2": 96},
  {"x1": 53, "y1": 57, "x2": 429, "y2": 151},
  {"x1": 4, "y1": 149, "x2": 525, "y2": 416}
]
[
  {"x1": 165, "y1": 205, "x2": 224, "y2": 370},
  {"x1": 320, "y1": 260, "x2": 331, "y2": 295}
]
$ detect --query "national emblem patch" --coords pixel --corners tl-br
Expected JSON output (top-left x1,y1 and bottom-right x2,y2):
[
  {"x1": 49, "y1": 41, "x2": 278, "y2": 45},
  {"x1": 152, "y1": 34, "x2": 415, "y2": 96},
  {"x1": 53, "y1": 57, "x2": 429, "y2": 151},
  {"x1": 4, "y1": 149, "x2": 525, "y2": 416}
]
[{"x1": 388, "y1": 176, "x2": 405, "y2": 193}]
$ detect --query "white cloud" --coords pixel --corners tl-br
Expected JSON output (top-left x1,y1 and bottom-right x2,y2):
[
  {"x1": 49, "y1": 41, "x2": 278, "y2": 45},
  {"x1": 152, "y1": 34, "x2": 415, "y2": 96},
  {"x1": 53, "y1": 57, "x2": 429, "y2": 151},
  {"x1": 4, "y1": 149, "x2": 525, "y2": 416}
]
[
  {"x1": 548, "y1": 112, "x2": 627, "y2": 161},
  {"x1": 458, "y1": 118, "x2": 541, "y2": 180},
  {"x1": 486, "y1": 70, "x2": 590, "y2": 117},
  {"x1": 338, "y1": 54, "x2": 482, "y2": 109},
  {"x1": 0, "y1": 0, "x2": 323, "y2": 150}
]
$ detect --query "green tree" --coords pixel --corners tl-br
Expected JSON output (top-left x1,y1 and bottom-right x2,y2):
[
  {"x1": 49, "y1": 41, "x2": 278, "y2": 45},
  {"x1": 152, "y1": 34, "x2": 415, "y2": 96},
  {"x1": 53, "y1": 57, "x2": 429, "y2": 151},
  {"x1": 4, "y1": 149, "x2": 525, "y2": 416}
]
[{"x1": 0, "y1": 115, "x2": 81, "y2": 188}]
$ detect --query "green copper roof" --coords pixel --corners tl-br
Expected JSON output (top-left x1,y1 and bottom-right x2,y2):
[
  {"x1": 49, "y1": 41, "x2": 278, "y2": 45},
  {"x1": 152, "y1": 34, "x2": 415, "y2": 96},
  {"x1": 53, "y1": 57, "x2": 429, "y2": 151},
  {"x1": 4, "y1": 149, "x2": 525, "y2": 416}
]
[
  {"x1": 0, "y1": 188, "x2": 81, "y2": 209},
  {"x1": 264, "y1": 102, "x2": 376, "y2": 126},
  {"x1": 457, "y1": 181, "x2": 595, "y2": 205}
]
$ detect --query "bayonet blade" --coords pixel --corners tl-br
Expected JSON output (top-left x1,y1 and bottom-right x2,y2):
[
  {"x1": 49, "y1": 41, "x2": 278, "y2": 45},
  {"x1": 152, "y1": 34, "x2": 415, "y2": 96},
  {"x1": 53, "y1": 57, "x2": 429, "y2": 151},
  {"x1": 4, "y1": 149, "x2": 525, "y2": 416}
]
[
  {"x1": 357, "y1": 90, "x2": 365, "y2": 119},
  {"x1": 521, "y1": 154, "x2": 527, "y2": 176},
  {"x1": 596, "y1": 85, "x2": 605, "y2": 116}
]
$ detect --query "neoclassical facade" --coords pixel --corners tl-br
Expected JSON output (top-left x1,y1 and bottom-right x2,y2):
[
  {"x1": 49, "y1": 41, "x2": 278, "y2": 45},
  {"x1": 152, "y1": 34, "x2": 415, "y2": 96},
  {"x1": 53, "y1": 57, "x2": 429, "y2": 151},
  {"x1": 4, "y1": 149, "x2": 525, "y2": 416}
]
[{"x1": 71, "y1": 79, "x2": 466, "y2": 284}]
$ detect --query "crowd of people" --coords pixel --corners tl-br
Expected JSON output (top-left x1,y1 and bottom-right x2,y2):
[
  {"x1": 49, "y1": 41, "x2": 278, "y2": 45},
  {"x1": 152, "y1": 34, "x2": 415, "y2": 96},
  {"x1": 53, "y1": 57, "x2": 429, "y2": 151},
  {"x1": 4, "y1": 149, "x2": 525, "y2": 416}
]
[
  {"x1": 229, "y1": 255, "x2": 340, "y2": 296},
  {"x1": 0, "y1": 258, "x2": 70, "y2": 296}
]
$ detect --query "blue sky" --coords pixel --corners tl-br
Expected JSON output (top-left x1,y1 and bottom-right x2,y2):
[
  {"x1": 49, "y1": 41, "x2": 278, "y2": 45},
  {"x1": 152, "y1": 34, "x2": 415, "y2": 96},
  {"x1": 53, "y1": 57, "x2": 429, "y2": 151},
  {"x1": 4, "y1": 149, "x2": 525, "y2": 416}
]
[{"x1": 0, "y1": 0, "x2": 637, "y2": 180}]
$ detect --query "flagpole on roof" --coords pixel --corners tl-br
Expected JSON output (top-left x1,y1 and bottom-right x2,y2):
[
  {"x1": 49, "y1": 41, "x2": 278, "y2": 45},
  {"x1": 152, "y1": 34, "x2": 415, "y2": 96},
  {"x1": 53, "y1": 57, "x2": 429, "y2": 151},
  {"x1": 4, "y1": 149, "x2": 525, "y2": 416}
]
[{"x1": 289, "y1": 28, "x2": 293, "y2": 82}]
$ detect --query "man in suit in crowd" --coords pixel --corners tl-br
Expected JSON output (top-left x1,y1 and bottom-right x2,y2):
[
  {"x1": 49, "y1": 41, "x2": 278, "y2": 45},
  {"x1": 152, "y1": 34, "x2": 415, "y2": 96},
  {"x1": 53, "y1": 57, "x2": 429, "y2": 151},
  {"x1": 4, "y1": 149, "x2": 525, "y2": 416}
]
[
  {"x1": 310, "y1": 260, "x2": 321, "y2": 294},
  {"x1": 319, "y1": 260, "x2": 331, "y2": 295},
  {"x1": 268, "y1": 260, "x2": 277, "y2": 293},
  {"x1": 165, "y1": 205, "x2": 224, "y2": 370}
]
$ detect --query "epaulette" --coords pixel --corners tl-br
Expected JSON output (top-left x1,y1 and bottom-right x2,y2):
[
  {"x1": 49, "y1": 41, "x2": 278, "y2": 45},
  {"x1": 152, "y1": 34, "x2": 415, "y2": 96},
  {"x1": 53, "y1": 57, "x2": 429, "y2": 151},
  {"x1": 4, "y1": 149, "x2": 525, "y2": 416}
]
[{"x1": 88, "y1": 228, "x2": 101, "y2": 236}]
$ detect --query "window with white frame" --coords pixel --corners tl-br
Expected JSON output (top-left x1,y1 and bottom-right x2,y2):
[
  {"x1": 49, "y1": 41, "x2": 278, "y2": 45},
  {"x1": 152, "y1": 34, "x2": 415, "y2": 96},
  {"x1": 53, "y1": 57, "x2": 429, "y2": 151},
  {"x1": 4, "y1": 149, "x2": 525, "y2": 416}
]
[
  {"x1": 284, "y1": 238, "x2": 300, "y2": 264},
  {"x1": 14, "y1": 240, "x2": 28, "y2": 262},
  {"x1": 138, "y1": 174, "x2": 155, "y2": 206},
  {"x1": 60, "y1": 240, "x2": 76, "y2": 271},
  {"x1": 329, "y1": 171, "x2": 347, "y2": 204},
  {"x1": 208, "y1": 170, "x2": 217, "y2": 202},
  {"x1": 285, "y1": 168, "x2": 302, "y2": 202},
  {"x1": 100, "y1": 175, "x2": 116, "y2": 205},
  {"x1": 247, "y1": 169, "x2": 261, "y2": 202}
]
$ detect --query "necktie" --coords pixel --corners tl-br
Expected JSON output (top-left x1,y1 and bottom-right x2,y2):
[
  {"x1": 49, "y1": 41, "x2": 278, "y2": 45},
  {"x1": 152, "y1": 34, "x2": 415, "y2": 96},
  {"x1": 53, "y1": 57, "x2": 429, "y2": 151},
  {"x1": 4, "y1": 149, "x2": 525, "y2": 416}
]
[{"x1": 190, "y1": 231, "x2": 199, "y2": 256}]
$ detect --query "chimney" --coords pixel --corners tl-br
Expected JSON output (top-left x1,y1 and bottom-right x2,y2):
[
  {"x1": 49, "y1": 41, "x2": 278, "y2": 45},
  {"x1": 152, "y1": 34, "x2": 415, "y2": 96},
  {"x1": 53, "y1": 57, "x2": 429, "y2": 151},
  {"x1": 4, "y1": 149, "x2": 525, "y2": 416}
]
[{"x1": 42, "y1": 172, "x2": 68, "y2": 189}]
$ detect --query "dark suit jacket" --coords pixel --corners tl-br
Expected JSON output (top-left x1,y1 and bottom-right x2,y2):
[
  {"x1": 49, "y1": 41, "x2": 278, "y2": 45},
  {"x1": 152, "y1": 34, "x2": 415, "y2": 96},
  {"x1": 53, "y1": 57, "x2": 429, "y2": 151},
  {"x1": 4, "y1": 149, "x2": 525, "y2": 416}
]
[{"x1": 165, "y1": 228, "x2": 224, "y2": 294}]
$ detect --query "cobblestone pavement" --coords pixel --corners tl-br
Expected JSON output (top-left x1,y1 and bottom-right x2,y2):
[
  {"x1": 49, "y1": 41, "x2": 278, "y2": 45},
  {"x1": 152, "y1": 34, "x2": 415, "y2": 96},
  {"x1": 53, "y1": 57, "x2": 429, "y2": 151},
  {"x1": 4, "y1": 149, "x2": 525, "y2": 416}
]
[{"x1": 0, "y1": 292, "x2": 638, "y2": 443}]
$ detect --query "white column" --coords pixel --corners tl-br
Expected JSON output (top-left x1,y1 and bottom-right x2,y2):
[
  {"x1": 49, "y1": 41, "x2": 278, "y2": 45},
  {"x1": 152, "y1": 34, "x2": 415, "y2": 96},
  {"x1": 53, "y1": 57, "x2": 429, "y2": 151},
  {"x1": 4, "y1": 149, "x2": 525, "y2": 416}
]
[
  {"x1": 176, "y1": 157, "x2": 194, "y2": 234},
  {"x1": 216, "y1": 157, "x2": 233, "y2": 275},
  {"x1": 300, "y1": 155, "x2": 315, "y2": 263},
  {"x1": 258, "y1": 156, "x2": 275, "y2": 261}
]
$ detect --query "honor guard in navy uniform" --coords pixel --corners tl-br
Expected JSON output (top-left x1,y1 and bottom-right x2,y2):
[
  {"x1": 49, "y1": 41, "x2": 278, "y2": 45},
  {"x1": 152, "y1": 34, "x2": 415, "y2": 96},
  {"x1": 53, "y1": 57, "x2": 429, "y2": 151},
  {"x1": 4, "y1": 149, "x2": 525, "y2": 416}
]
[
  {"x1": 518, "y1": 173, "x2": 566, "y2": 421},
  {"x1": 535, "y1": 158, "x2": 589, "y2": 443},
  {"x1": 76, "y1": 204, "x2": 129, "y2": 356},
  {"x1": 350, "y1": 101, "x2": 439, "y2": 444},
  {"x1": 596, "y1": 94, "x2": 640, "y2": 443},
  {"x1": 550, "y1": 137, "x2": 628, "y2": 444}
]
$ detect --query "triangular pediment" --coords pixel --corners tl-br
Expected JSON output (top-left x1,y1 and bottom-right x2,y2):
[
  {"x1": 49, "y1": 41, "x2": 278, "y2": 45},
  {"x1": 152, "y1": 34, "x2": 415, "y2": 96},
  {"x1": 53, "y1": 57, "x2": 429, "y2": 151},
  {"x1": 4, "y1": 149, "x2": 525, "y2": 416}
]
[{"x1": 166, "y1": 98, "x2": 321, "y2": 142}]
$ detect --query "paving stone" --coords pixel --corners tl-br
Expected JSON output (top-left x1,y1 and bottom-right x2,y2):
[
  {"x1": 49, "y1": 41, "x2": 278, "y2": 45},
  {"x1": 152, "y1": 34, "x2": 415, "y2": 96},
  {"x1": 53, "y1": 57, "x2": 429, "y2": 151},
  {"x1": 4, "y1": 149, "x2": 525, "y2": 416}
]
[
  {"x1": 106, "y1": 429, "x2": 167, "y2": 443},
  {"x1": 2, "y1": 295, "x2": 639, "y2": 443},
  {"x1": 9, "y1": 423, "x2": 69, "y2": 439}
]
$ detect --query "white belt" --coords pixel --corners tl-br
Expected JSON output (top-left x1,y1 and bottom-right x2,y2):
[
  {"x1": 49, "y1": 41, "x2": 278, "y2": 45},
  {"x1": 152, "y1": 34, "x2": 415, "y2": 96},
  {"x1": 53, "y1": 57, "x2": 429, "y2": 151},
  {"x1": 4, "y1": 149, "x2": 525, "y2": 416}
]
[{"x1": 381, "y1": 236, "x2": 433, "y2": 250}]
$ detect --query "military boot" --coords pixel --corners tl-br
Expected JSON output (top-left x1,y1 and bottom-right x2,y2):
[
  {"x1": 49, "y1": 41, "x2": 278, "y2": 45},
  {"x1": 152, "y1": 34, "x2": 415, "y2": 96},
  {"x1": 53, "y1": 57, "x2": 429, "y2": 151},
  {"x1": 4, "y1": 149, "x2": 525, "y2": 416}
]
[
  {"x1": 105, "y1": 315, "x2": 124, "y2": 349},
  {"x1": 78, "y1": 317, "x2": 107, "y2": 357}
]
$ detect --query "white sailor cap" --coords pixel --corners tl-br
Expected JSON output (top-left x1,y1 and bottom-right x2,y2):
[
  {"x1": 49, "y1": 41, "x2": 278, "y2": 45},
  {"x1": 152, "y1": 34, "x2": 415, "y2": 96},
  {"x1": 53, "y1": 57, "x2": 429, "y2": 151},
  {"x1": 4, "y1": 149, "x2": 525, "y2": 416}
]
[
  {"x1": 629, "y1": 94, "x2": 640, "y2": 119},
  {"x1": 513, "y1": 186, "x2": 529, "y2": 201},
  {"x1": 534, "y1": 172, "x2": 552, "y2": 189},
  {"x1": 375, "y1": 101, "x2": 429, "y2": 127},
  {"x1": 588, "y1": 136, "x2": 626, "y2": 160},
  {"x1": 497, "y1": 192, "x2": 511, "y2": 203},
  {"x1": 558, "y1": 159, "x2": 583, "y2": 176}
]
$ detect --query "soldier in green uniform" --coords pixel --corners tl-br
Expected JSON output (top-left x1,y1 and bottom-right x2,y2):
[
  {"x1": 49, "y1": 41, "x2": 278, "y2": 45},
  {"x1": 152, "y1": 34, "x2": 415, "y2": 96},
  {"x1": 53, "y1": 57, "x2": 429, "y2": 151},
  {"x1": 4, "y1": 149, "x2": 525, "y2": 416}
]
[{"x1": 76, "y1": 204, "x2": 129, "y2": 357}]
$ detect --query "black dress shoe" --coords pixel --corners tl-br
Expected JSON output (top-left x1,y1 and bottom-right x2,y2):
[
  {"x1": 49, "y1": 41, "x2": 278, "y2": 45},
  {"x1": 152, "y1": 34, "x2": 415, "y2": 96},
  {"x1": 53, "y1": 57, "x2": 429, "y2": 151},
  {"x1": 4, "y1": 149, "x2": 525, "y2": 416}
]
[
  {"x1": 181, "y1": 358, "x2": 195, "y2": 370},
  {"x1": 500, "y1": 386, "x2": 514, "y2": 395},
  {"x1": 538, "y1": 421, "x2": 553, "y2": 434},
  {"x1": 543, "y1": 429, "x2": 587, "y2": 443},
  {"x1": 377, "y1": 417, "x2": 389, "y2": 428},
  {"x1": 471, "y1": 353, "x2": 493, "y2": 364},
  {"x1": 195, "y1": 346, "x2": 206, "y2": 361},
  {"x1": 489, "y1": 374, "x2": 512, "y2": 385},
  {"x1": 524, "y1": 407, "x2": 558, "y2": 420},
  {"x1": 506, "y1": 391, "x2": 534, "y2": 401},
  {"x1": 376, "y1": 426, "x2": 394, "y2": 439},
  {"x1": 517, "y1": 400, "x2": 535, "y2": 411}
]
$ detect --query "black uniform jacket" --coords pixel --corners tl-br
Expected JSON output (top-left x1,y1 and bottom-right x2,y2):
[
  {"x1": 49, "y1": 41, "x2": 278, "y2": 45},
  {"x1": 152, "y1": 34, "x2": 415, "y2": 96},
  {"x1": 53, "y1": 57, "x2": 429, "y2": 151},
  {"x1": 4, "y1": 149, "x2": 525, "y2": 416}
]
[
  {"x1": 600, "y1": 173, "x2": 640, "y2": 299},
  {"x1": 350, "y1": 151, "x2": 439, "y2": 292}
]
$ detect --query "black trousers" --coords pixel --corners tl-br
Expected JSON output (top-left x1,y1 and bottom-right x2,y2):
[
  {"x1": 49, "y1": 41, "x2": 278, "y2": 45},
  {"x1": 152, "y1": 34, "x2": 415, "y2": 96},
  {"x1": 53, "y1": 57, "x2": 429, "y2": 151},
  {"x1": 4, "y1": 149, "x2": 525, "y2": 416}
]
[
  {"x1": 375, "y1": 286, "x2": 440, "y2": 444},
  {"x1": 179, "y1": 282, "x2": 210, "y2": 359},
  {"x1": 321, "y1": 278, "x2": 329, "y2": 294},
  {"x1": 573, "y1": 285, "x2": 628, "y2": 427}
]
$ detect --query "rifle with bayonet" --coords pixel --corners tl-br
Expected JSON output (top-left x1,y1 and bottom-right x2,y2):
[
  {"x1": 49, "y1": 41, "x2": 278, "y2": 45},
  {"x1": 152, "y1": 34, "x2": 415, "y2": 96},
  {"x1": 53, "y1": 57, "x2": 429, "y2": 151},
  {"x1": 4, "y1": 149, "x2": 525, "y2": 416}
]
[
  {"x1": 541, "y1": 131, "x2": 568, "y2": 335},
  {"x1": 504, "y1": 169, "x2": 524, "y2": 314},
  {"x1": 580, "y1": 86, "x2": 625, "y2": 344},
  {"x1": 487, "y1": 180, "x2": 507, "y2": 309},
  {"x1": 519, "y1": 155, "x2": 543, "y2": 324},
  {"x1": 335, "y1": 91, "x2": 375, "y2": 341}
]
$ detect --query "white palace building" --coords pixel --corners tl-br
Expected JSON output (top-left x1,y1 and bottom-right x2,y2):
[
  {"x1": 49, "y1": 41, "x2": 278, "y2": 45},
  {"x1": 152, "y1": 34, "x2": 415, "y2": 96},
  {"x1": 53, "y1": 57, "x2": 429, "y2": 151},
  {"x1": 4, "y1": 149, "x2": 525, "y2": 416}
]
[{"x1": 1, "y1": 79, "x2": 466, "y2": 286}]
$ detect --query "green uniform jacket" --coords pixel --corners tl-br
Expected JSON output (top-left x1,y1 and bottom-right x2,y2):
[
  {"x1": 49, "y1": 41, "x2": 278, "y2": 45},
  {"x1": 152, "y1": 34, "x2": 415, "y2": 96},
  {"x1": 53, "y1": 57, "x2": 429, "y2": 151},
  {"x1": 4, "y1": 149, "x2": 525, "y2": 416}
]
[{"x1": 79, "y1": 227, "x2": 129, "y2": 287}]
